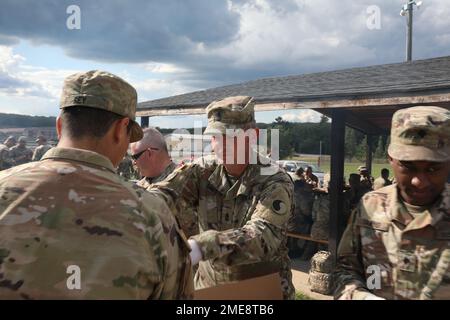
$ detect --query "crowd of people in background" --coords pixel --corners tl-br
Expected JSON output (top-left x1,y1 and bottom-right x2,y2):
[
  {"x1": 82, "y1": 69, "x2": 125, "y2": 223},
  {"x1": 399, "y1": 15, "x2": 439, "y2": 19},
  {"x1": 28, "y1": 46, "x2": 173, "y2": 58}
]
[
  {"x1": 0, "y1": 134, "x2": 53, "y2": 170},
  {"x1": 286, "y1": 162, "x2": 394, "y2": 260}
]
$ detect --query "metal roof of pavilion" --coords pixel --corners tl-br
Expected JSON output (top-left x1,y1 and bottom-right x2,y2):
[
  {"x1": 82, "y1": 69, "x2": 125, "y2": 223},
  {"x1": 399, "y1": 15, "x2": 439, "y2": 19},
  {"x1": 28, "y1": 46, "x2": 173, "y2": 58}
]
[{"x1": 137, "y1": 55, "x2": 450, "y2": 135}]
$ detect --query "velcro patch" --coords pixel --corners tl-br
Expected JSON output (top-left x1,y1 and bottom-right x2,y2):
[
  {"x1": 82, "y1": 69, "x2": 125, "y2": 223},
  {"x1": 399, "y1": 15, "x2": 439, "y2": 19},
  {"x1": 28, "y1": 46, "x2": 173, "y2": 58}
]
[{"x1": 253, "y1": 187, "x2": 292, "y2": 226}]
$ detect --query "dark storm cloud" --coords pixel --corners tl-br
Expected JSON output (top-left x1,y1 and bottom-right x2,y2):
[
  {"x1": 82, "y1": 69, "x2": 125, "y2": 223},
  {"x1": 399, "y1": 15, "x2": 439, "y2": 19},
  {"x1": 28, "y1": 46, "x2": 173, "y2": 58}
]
[
  {"x1": 0, "y1": 35, "x2": 20, "y2": 46},
  {"x1": 0, "y1": 0, "x2": 240, "y2": 62},
  {"x1": 1, "y1": 0, "x2": 450, "y2": 88}
]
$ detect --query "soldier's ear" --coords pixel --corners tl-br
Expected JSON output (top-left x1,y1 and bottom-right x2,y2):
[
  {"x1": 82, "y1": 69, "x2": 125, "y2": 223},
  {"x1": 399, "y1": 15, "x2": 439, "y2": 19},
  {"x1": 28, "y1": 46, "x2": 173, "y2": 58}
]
[
  {"x1": 387, "y1": 155, "x2": 397, "y2": 169},
  {"x1": 56, "y1": 116, "x2": 63, "y2": 139},
  {"x1": 112, "y1": 117, "x2": 130, "y2": 143}
]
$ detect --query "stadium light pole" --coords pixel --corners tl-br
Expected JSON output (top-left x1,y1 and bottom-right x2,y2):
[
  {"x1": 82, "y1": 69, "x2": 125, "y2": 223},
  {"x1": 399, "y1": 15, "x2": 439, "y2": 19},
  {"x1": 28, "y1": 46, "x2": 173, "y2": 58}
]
[{"x1": 400, "y1": 1, "x2": 423, "y2": 61}]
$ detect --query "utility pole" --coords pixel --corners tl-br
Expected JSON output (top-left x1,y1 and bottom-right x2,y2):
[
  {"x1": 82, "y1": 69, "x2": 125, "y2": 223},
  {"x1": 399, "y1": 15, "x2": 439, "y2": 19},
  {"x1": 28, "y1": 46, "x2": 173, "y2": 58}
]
[
  {"x1": 400, "y1": 1, "x2": 423, "y2": 62},
  {"x1": 406, "y1": 2, "x2": 413, "y2": 61}
]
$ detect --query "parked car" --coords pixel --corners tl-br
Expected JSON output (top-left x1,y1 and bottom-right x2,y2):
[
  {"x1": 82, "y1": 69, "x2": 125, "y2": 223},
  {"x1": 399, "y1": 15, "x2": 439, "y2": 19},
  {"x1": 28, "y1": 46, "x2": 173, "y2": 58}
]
[{"x1": 276, "y1": 160, "x2": 325, "y2": 186}]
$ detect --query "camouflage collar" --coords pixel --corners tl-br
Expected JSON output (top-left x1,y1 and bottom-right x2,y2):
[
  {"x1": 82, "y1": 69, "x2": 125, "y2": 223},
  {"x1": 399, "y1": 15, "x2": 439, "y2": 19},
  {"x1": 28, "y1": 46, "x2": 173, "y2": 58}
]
[
  {"x1": 207, "y1": 163, "x2": 265, "y2": 199},
  {"x1": 145, "y1": 161, "x2": 177, "y2": 184},
  {"x1": 208, "y1": 165, "x2": 234, "y2": 196},
  {"x1": 391, "y1": 183, "x2": 449, "y2": 231},
  {"x1": 41, "y1": 147, "x2": 116, "y2": 173}
]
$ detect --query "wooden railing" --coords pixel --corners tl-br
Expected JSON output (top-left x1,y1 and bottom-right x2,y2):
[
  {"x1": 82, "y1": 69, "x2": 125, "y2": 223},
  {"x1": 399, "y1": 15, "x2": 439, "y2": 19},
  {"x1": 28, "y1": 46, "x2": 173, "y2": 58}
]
[{"x1": 287, "y1": 232, "x2": 329, "y2": 245}]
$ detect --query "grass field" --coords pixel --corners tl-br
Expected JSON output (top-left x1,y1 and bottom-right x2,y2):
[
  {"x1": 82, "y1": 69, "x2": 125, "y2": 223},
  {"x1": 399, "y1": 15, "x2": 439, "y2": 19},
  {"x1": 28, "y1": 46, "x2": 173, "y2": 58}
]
[
  {"x1": 288, "y1": 156, "x2": 393, "y2": 180},
  {"x1": 295, "y1": 291, "x2": 314, "y2": 300}
]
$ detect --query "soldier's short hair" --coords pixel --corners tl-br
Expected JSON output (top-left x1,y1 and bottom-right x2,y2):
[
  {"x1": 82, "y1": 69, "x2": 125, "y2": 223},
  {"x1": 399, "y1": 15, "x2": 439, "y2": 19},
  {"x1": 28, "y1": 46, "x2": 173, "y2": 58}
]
[
  {"x1": 60, "y1": 106, "x2": 132, "y2": 139},
  {"x1": 138, "y1": 127, "x2": 168, "y2": 153}
]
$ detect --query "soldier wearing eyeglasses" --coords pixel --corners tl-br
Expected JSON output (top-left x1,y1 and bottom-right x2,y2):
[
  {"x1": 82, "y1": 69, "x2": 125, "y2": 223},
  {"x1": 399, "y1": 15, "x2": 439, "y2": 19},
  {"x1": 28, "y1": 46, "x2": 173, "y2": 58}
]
[{"x1": 130, "y1": 127, "x2": 177, "y2": 188}]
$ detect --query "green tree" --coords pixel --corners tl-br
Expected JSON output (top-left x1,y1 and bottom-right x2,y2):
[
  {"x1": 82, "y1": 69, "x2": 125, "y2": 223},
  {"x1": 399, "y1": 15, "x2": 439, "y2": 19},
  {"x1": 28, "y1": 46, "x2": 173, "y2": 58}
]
[
  {"x1": 374, "y1": 136, "x2": 384, "y2": 159},
  {"x1": 345, "y1": 128, "x2": 357, "y2": 160}
]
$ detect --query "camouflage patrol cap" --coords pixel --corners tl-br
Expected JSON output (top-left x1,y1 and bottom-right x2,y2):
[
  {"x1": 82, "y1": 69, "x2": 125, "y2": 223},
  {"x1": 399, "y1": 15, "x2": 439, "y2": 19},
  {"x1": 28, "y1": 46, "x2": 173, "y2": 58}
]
[
  {"x1": 357, "y1": 166, "x2": 368, "y2": 172},
  {"x1": 4, "y1": 136, "x2": 15, "y2": 144},
  {"x1": 18, "y1": 136, "x2": 27, "y2": 143},
  {"x1": 35, "y1": 135, "x2": 47, "y2": 142},
  {"x1": 204, "y1": 96, "x2": 256, "y2": 135},
  {"x1": 60, "y1": 70, "x2": 143, "y2": 142},
  {"x1": 388, "y1": 106, "x2": 450, "y2": 162}
]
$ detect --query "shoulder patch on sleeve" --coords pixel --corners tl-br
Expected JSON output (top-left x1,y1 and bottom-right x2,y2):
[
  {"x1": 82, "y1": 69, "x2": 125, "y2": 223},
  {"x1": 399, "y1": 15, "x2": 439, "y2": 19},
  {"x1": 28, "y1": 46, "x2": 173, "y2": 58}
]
[
  {"x1": 252, "y1": 184, "x2": 293, "y2": 226},
  {"x1": 272, "y1": 199, "x2": 288, "y2": 215}
]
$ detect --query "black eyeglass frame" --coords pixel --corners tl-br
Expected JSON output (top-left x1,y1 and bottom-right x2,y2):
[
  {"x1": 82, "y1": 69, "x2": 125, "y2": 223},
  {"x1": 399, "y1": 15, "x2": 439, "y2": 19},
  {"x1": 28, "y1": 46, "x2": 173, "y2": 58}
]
[{"x1": 131, "y1": 147, "x2": 159, "y2": 161}]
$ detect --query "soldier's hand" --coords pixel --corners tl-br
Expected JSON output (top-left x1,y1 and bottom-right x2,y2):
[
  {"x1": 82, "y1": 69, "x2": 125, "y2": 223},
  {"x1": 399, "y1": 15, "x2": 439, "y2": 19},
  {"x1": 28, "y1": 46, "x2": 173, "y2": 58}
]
[{"x1": 188, "y1": 239, "x2": 202, "y2": 265}]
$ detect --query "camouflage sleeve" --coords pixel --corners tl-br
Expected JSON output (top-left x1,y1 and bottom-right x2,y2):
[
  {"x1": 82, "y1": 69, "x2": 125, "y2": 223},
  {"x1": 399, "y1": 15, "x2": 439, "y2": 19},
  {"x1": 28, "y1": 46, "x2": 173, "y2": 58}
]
[
  {"x1": 151, "y1": 164, "x2": 200, "y2": 234},
  {"x1": 191, "y1": 175, "x2": 293, "y2": 264},
  {"x1": 333, "y1": 206, "x2": 372, "y2": 300},
  {"x1": 140, "y1": 190, "x2": 194, "y2": 299}
]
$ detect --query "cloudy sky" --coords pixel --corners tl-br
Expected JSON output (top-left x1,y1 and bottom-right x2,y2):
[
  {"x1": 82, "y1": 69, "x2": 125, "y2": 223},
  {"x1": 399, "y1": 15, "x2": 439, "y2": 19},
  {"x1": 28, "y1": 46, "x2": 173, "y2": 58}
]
[{"x1": 1, "y1": 0, "x2": 450, "y2": 128}]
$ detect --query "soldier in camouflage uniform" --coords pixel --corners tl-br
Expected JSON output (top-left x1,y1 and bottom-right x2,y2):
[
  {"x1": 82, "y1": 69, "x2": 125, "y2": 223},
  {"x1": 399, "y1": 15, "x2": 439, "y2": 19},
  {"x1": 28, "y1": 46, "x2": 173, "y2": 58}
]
[
  {"x1": 0, "y1": 136, "x2": 16, "y2": 170},
  {"x1": 342, "y1": 173, "x2": 366, "y2": 226},
  {"x1": 152, "y1": 96, "x2": 295, "y2": 299},
  {"x1": 131, "y1": 127, "x2": 177, "y2": 188},
  {"x1": 32, "y1": 135, "x2": 52, "y2": 161},
  {"x1": 0, "y1": 70, "x2": 193, "y2": 299},
  {"x1": 334, "y1": 106, "x2": 450, "y2": 300},
  {"x1": 117, "y1": 153, "x2": 139, "y2": 180},
  {"x1": 9, "y1": 136, "x2": 33, "y2": 166},
  {"x1": 358, "y1": 165, "x2": 374, "y2": 193},
  {"x1": 131, "y1": 127, "x2": 198, "y2": 237}
]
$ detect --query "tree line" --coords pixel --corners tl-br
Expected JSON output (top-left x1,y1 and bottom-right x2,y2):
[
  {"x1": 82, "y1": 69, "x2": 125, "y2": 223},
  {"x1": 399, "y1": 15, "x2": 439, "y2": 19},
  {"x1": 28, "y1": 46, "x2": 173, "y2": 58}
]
[
  {"x1": 160, "y1": 114, "x2": 389, "y2": 161},
  {"x1": 0, "y1": 112, "x2": 389, "y2": 161},
  {"x1": 0, "y1": 113, "x2": 56, "y2": 128}
]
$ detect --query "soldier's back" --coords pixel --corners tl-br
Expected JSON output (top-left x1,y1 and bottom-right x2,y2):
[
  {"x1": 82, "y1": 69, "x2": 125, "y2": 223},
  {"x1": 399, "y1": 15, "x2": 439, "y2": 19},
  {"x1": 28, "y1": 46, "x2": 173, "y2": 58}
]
[{"x1": 0, "y1": 147, "x2": 192, "y2": 299}]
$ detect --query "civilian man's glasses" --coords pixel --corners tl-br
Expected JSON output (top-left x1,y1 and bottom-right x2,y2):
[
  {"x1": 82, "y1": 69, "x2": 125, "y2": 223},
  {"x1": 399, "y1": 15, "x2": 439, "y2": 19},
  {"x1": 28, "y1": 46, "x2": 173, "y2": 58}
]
[{"x1": 131, "y1": 148, "x2": 159, "y2": 161}]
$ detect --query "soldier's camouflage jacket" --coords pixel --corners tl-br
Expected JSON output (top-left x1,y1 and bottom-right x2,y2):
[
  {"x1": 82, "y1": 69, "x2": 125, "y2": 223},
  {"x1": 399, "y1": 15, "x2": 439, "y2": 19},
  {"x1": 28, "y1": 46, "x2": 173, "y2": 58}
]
[
  {"x1": 138, "y1": 161, "x2": 199, "y2": 238},
  {"x1": 0, "y1": 144, "x2": 14, "y2": 170},
  {"x1": 0, "y1": 147, "x2": 193, "y2": 299},
  {"x1": 334, "y1": 183, "x2": 450, "y2": 300},
  {"x1": 9, "y1": 145, "x2": 32, "y2": 166},
  {"x1": 117, "y1": 155, "x2": 139, "y2": 180},
  {"x1": 152, "y1": 156, "x2": 296, "y2": 299},
  {"x1": 137, "y1": 161, "x2": 178, "y2": 189},
  {"x1": 360, "y1": 175, "x2": 374, "y2": 192},
  {"x1": 32, "y1": 144, "x2": 52, "y2": 162}
]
